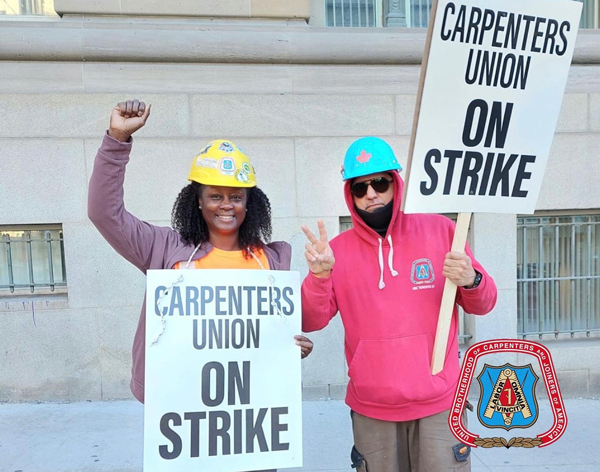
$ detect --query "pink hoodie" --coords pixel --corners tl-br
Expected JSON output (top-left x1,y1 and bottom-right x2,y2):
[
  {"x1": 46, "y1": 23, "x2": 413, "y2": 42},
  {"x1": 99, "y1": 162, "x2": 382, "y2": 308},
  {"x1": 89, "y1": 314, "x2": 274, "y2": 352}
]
[{"x1": 301, "y1": 171, "x2": 497, "y2": 422}]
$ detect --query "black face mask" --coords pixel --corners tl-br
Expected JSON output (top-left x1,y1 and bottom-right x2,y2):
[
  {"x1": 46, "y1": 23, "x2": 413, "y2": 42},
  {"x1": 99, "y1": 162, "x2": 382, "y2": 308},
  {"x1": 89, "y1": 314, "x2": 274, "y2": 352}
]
[{"x1": 355, "y1": 200, "x2": 394, "y2": 237}]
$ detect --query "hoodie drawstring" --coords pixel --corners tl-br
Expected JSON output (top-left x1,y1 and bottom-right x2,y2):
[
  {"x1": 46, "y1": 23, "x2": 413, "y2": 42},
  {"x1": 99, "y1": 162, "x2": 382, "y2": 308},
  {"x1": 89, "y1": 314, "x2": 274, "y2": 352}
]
[
  {"x1": 387, "y1": 234, "x2": 399, "y2": 277},
  {"x1": 377, "y1": 235, "x2": 399, "y2": 290},
  {"x1": 378, "y1": 238, "x2": 385, "y2": 290}
]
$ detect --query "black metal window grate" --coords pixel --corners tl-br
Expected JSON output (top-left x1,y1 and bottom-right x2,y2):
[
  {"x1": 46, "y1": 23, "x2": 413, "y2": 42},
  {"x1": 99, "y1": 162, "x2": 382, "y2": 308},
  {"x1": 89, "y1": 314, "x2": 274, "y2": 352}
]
[
  {"x1": 518, "y1": 213, "x2": 600, "y2": 339},
  {"x1": 322, "y1": 0, "x2": 597, "y2": 30},
  {"x1": 0, "y1": 225, "x2": 67, "y2": 294},
  {"x1": 325, "y1": 0, "x2": 379, "y2": 27}
]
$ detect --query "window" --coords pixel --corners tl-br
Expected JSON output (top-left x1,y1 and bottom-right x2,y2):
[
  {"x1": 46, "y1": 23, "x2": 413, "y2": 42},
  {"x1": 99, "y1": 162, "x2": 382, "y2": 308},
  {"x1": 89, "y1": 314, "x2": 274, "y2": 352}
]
[
  {"x1": 517, "y1": 213, "x2": 600, "y2": 339},
  {"x1": 0, "y1": 0, "x2": 56, "y2": 16},
  {"x1": 340, "y1": 216, "x2": 354, "y2": 232},
  {"x1": 324, "y1": 0, "x2": 598, "y2": 29},
  {"x1": 0, "y1": 225, "x2": 67, "y2": 295},
  {"x1": 340, "y1": 215, "x2": 471, "y2": 343},
  {"x1": 578, "y1": 0, "x2": 599, "y2": 29},
  {"x1": 325, "y1": 0, "x2": 381, "y2": 27},
  {"x1": 404, "y1": 0, "x2": 598, "y2": 29},
  {"x1": 407, "y1": 0, "x2": 433, "y2": 28}
]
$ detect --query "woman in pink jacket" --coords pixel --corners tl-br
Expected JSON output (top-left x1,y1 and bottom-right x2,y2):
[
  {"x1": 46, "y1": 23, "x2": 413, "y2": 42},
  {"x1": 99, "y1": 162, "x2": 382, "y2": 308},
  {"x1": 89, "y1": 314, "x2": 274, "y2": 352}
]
[{"x1": 88, "y1": 100, "x2": 312, "y2": 405}]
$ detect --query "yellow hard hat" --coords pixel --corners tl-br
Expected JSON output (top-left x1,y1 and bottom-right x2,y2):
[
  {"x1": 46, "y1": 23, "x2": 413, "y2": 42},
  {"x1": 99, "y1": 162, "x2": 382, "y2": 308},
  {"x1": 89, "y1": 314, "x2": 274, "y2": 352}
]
[{"x1": 187, "y1": 140, "x2": 256, "y2": 188}]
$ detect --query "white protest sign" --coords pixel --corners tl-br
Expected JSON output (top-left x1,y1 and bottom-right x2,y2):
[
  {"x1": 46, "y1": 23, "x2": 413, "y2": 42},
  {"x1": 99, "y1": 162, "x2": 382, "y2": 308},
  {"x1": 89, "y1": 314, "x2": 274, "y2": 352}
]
[
  {"x1": 403, "y1": 0, "x2": 582, "y2": 214},
  {"x1": 144, "y1": 269, "x2": 303, "y2": 472}
]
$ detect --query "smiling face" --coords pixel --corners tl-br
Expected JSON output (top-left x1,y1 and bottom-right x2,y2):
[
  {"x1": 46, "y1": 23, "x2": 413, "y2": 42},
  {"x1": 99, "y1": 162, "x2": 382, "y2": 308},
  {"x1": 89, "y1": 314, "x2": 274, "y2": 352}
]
[
  {"x1": 351, "y1": 172, "x2": 394, "y2": 213},
  {"x1": 199, "y1": 186, "x2": 248, "y2": 243}
]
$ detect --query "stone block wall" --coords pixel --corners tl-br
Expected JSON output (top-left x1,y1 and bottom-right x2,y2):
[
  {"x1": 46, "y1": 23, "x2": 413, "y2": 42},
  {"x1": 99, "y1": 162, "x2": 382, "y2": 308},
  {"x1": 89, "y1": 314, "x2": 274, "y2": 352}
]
[{"x1": 1, "y1": 12, "x2": 599, "y2": 400}]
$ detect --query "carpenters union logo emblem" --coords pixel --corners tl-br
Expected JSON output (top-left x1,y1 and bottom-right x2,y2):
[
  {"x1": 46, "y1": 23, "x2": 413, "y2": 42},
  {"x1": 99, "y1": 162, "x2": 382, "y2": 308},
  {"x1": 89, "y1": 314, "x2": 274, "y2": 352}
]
[
  {"x1": 411, "y1": 258, "x2": 435, "y2": 284},
  {"x1": 450, "y1": 340, "x2": 567, "y2": 449},
  {"x1": 477, "y1": 363, "x2": 539, "y2": 430}
]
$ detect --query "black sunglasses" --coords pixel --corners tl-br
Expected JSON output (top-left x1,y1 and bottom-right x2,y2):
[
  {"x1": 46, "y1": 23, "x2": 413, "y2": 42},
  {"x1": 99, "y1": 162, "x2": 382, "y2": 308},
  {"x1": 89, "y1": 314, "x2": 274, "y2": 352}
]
[{"x1": 350, "y1": 177, "x2": 393, "y2": 198}]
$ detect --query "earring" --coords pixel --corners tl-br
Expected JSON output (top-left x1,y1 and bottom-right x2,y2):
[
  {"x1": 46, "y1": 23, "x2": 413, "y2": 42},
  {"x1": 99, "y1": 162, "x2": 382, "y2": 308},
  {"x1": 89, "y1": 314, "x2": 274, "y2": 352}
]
[{"x1": 199, "y1": 205, "x2": 202, "y2": 210}]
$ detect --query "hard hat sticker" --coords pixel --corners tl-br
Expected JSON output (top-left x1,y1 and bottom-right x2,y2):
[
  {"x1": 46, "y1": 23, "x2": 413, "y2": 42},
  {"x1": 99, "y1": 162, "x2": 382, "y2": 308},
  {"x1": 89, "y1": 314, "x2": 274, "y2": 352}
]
[
  {"x1": 220, "y1": 157, "x2": 236, "y2": 175},
  {"x1": 356, "y1": 150, "x2": 372, "y2": 164},
  {"x1": 219, "y1": 142, "x2": 235, "y2": 153},
  {"x1": 236, "y1": 170, "x2": 249, "y2": 183},
  {"x1": 195, "y1": 157, "x2": 218, "y2": 169}
]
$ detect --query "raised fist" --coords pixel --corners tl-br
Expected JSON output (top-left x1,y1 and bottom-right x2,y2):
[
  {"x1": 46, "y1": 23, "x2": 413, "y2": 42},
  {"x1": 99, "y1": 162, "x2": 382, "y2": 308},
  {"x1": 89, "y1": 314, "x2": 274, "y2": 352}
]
[{"x1": 108, "y1": 99, "x2": 151, "y2": 142}]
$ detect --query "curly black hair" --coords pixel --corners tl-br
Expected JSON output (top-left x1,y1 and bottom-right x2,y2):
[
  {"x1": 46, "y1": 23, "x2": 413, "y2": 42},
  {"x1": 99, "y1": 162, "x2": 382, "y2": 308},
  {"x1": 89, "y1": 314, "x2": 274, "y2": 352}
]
[{"x1": 171, "y1": 182, "x2": 272, "y2": 257}]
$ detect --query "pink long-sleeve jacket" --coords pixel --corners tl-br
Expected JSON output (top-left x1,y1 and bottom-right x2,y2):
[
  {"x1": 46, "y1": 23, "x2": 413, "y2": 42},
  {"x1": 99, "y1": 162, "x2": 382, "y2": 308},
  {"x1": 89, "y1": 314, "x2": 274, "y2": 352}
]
[
  {"x1": 88, "y1": 133, "x2": 291, "y2": 403},
  {"x1": 301, "y1": 171, "x2": 497, "y2": 422}
]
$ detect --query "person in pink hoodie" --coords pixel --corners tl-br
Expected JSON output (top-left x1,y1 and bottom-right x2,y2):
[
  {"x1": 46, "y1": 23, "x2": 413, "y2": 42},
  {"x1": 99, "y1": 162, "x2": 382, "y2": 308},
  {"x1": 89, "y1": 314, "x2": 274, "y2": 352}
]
[{"x1": 301, "y1": 137, "x2": 497, "y2": 472}]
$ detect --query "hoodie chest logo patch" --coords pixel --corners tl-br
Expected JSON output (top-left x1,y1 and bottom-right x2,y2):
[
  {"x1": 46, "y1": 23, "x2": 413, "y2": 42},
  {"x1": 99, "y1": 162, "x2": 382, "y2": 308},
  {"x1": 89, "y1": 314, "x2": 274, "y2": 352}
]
[{"x1": 411, "y1": 258, "x2": 435, "y2": 288}]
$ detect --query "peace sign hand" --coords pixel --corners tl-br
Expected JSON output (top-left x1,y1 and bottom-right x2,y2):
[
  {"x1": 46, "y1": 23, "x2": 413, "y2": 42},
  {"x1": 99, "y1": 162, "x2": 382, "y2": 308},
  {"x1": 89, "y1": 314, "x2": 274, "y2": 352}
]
[{"x1": 301, "y1": 220, "x2": 335, "y2": 278}]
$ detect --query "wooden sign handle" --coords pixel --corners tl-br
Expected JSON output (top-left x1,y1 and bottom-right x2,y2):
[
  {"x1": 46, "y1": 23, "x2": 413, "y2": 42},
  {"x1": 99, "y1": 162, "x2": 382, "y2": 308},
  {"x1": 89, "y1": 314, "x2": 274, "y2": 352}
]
[{"x1": 431, "y1": 212, "x2": 472, "y2": 375}]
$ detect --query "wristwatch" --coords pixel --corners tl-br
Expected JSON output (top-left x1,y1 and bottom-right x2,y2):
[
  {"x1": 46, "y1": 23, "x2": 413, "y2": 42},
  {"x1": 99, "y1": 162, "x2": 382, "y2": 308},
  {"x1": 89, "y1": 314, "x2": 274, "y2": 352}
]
[{"x1": 465, "y1": 271, "x2": 482, "y2": 289}]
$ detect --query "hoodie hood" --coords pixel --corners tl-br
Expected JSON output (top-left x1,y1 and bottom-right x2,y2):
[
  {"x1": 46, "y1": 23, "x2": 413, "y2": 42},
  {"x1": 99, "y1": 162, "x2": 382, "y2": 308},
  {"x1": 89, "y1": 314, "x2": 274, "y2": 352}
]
[
  {"x1": 344, "y1": 170, "x2": 409, "y2": 246},
  {"x1": 344, "y1": 171, "x2": 413, "y2": 289}
]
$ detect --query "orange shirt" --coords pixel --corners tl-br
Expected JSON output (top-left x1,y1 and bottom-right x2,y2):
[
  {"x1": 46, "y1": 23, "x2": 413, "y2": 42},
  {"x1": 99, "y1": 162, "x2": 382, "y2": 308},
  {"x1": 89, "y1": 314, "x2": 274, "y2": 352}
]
[{"x1": 174, "y1": 247, "x2": 269, "y2": 270}]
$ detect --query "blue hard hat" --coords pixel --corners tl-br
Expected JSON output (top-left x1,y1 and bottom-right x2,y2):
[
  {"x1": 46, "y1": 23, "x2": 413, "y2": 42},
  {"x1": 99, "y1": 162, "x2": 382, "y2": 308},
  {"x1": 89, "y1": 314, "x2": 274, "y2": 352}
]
[{"x1": 341, "y1": 137, "x2": 402, "y2": 181}]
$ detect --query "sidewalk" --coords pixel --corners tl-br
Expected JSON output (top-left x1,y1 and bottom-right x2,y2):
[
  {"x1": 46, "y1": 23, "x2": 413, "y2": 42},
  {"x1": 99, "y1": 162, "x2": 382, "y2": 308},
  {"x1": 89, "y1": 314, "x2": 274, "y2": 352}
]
[{"x1": 1, "y1": 398, "x2": 599, "y2": 472}]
